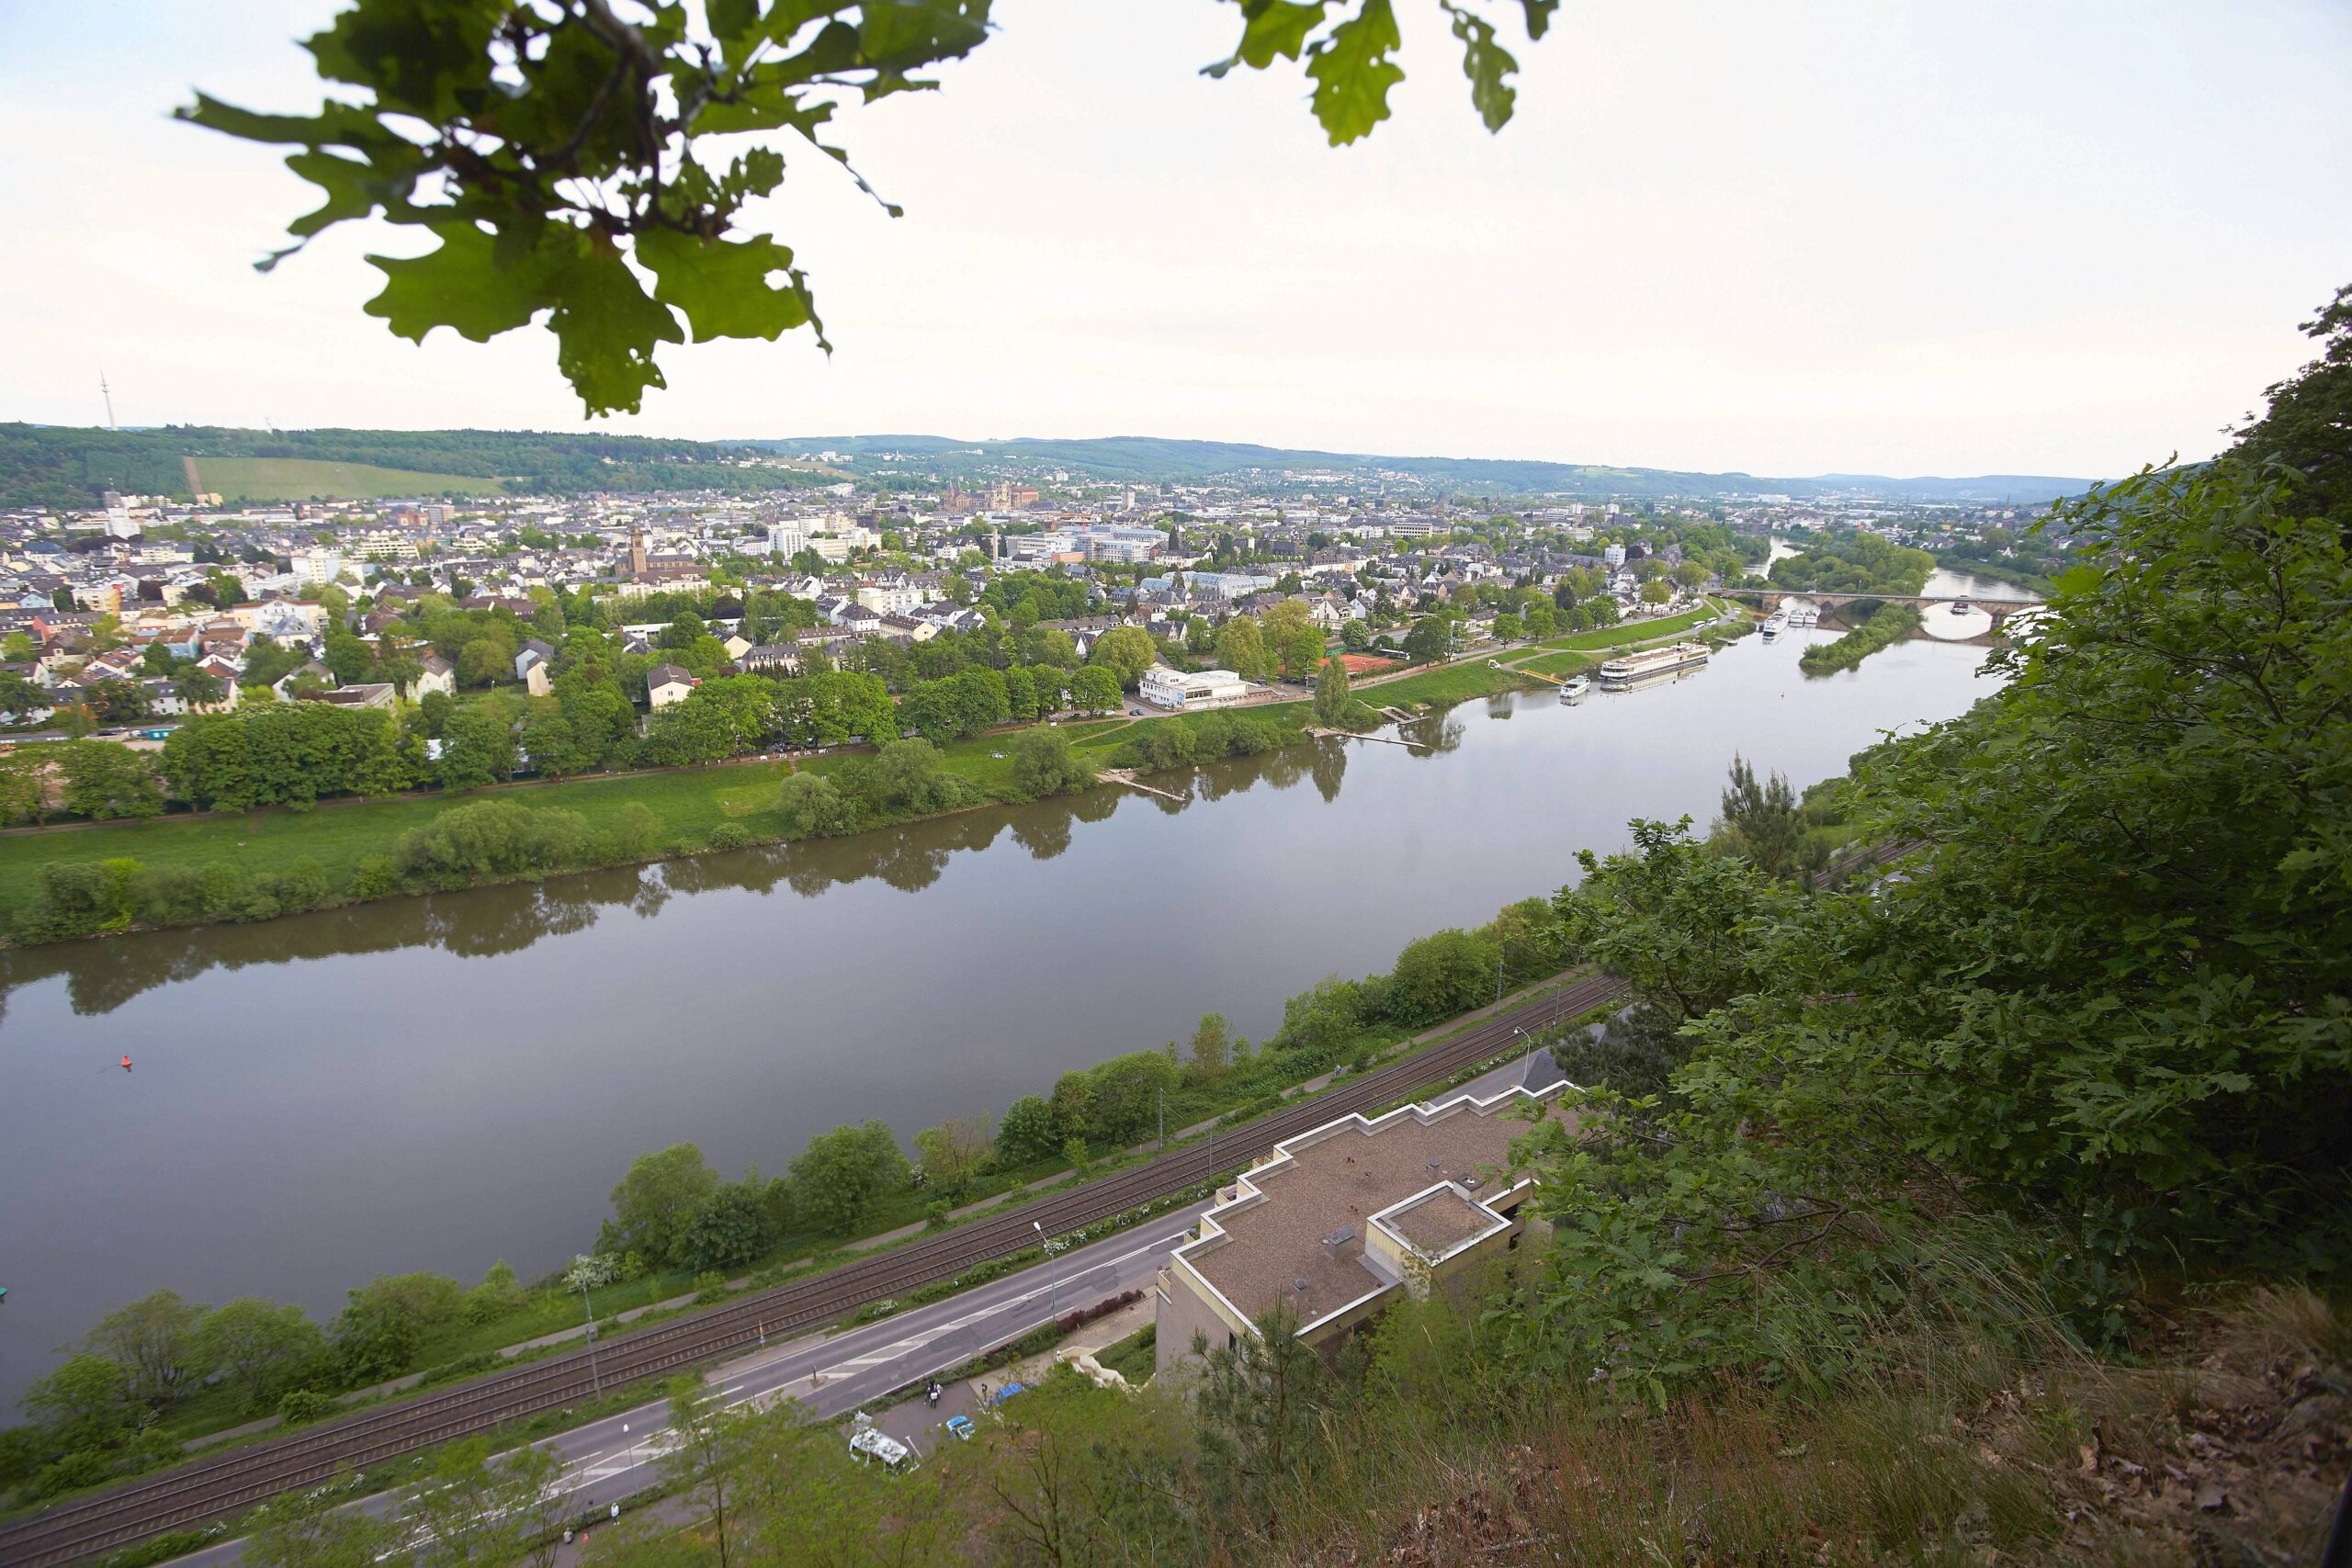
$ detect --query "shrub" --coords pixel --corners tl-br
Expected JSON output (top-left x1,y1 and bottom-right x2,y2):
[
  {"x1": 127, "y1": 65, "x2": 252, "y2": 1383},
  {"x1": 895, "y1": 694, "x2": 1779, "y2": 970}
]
[
  {"x1": 1008, "y1": 728, "x2": 1094, "y2": 798},
  {"x1": 775, "y1": 771, "x2": 855, "y2": 837},
  {"x1": 394, "y1": 798, "x2": 594, "y2": 885},
  {"x1": 130, "y1": 863, "x2": 210, "y2": 925},
  {"x1": 1385, "y1": 928, "x2": 1500, "y2": 1026},
  {"x1": 349, "y1": 853, "x2": 401, "y2": 898},
  {"x1": 707, "y1": 821, "x2": 753, "y2": 851},
  {"x1": 276, "y1": 1388, "x2": 336, "y2": 1426},
  {"x1": 255, "y1": 857, "x2": 331, "y2": 914},
  {"x1": 996, "y1": 1096, "x2": 1060, "y2": 1167},
  {"x1": 605, "y1": 799, "x2": 662, "y2": 859}
]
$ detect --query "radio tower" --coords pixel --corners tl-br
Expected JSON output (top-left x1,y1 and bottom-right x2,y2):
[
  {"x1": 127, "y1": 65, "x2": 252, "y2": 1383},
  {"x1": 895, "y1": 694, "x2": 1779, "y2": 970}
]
[{"x1": 99, "y1": 367, "x2": 117, "y2": 430}]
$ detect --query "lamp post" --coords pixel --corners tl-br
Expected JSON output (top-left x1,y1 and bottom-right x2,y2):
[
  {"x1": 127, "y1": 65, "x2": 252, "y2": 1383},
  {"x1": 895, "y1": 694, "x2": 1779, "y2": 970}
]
[
  {"x1": 1035, "y1": 1221, "x2": 1063, "y2": 1314},
  {"x1": 565, "y1": 1255, "x2": 615, "y2": 1398}
]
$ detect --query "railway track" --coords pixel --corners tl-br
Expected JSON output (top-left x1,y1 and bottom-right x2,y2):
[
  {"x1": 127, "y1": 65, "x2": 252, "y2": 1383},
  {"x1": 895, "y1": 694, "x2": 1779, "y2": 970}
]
[{"x1": 0, "y1": 971, "x2": 1626, "y2": 1566}]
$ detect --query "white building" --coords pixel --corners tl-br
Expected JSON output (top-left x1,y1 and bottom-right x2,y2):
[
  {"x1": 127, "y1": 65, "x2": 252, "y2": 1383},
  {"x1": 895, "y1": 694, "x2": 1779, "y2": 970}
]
[
  {"x1": 1139, "y1": 665, "x2": 1250, "y2": 711},
  {"x1": 646, "y1": 663, "x2": 697, "y2": 708}
]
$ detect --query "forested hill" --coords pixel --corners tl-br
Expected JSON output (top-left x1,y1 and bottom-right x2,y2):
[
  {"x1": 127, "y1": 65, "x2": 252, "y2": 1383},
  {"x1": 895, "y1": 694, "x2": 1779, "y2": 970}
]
[
  {"x1": 1, "y1": 422, "x2": 2096, "y2": 508},
  {"x1": 0, "y1": 425, "x2": 831, "y2": 508},
  {"x1": 744, "y1": 434, "x2": 2098, "y2": 502}
]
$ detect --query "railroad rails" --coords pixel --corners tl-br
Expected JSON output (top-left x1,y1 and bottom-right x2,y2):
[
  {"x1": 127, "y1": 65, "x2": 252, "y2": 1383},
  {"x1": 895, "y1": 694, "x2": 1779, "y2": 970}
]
[{"x1": 1, "y1": 971, "x2": 1628, "y2": 1566}]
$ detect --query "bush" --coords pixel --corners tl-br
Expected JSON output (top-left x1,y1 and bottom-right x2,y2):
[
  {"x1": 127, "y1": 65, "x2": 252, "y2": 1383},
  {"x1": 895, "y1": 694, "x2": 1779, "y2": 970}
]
[
  {"x1": 1272, "y1": 976, "x2": 1366, "y2": 1055},
  {"x1": 1008, "y1": 728, "x2": 1094, "y2": 798},
  {"x1": 349, "y1": 853, "x2": 401, "y2": 898},
  {"x1": 775, "y1": 770, "x2": 855, "y2": 837},
  {"x1": 255, "y1": 857, "x2": 332, "y2": 914},
  {"x1": 394, "y1": 798, "x2": 594, "y2": 886},
  {"x1": 707, "y1": 821, "x2": 754, "y2": 851},
  {"x1": 1385, "y1": 928, "x2": 1500, "y2": 1026},
  {"x1": 461, "y1": 1260, "x2": 526, "y2": 1325},
  {"x1": 17, "y1": 859, "x2": 140, "y2": 941},
  {"x1": 334, "y1": 1272, "x2": 463, "y2": 1384},
  {"x1": 276, "y1": 1388, "x2": 336, "y2": 1426},
  {"x1": 996, "y1": 1095, "x2": 1060, "y2": 1167},
  {"x1": 605, "y1": 799, "x2": 662, "y2": 859}
]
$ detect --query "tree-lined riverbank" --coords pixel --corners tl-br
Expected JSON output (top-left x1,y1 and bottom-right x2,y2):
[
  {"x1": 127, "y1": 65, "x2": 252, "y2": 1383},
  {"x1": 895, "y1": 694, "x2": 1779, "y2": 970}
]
[{"x1": 0, "y1": 646, "x2": 1575, "y2": 942}]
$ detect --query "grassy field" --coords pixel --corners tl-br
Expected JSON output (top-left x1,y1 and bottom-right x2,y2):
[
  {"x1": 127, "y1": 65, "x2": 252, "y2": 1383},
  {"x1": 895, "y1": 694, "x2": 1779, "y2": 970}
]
[
  {"x1": 1355, "y1": 660, "x2": 1539, "y2": 706},
  {"x1": 192, "y1": 457, "x2": 505, "y2": 502},
  {"x1": 1521, "y1": 601, "x2": 1725, "y2": 654},
  {"x1": 1511, "y1": 649, "x2": 1598, "y2": 679}
]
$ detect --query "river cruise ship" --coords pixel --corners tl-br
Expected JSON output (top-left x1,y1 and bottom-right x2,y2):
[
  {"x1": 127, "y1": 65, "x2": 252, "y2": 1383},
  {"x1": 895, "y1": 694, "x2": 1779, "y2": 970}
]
[
  {"x1": 1759, "y1": 606, "x2": 1789, "y2": 640},
  {"x1": 1596, "y1": 640, "x2": 1712, "y2": 690}
]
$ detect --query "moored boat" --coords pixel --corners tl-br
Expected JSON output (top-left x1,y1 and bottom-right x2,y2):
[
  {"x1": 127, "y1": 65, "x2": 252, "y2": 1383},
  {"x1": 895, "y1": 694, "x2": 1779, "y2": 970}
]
[
  {"x1": 1558, "y1": 674, "x2": 1591, "y2": 703},
  {"x1": 1597, "y1": 640, "x2": 1712, "y2": 689}
]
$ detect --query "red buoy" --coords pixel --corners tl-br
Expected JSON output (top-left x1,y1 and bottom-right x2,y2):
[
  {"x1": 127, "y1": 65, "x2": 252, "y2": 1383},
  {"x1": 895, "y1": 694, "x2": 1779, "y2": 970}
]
[{"x1": 120, "y1": 1055, "x2": 131, "y2": 1071}]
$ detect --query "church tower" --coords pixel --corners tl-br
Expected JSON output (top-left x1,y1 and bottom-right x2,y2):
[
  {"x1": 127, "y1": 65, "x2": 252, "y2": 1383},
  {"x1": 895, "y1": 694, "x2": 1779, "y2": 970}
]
[{"x1": 628, "y1": 522, "x2": 647, "y2": 579}]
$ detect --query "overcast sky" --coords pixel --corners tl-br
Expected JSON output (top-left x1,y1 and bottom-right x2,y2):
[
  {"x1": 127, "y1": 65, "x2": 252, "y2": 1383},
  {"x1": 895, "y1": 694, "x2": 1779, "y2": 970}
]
[{"x1": 3, "y1": 1, "x2": 2347, "y2": 478}]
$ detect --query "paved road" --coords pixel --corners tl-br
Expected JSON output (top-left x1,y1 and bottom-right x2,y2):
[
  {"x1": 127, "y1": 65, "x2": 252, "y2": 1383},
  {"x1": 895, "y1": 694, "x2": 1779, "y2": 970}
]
[{"x1": 164, "y1": 1206, "x2": 1209, "y2": 1566}]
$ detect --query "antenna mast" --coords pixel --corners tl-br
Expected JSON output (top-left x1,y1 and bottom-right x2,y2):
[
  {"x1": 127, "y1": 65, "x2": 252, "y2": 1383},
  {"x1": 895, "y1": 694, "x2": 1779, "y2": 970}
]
[{"x1": 100, "y1": 367, "x2": 117, "y2": 431}]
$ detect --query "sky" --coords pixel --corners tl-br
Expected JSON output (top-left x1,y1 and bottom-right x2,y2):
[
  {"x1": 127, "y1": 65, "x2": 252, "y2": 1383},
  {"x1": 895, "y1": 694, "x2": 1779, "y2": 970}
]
[{"x1": 2, "y1": 0, "x2": 2347, "y2": 479}]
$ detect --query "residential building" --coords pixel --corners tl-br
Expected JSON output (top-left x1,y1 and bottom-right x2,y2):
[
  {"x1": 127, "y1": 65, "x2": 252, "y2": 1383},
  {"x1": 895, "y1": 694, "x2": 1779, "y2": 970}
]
[
  {"x1": 1154, "y1": 1081, "x2": 1573, "y2": 1376},
  {"x1": 413, "y1": 652, "x2": 456, "y2": 698},
  {"x1": 295, "y1": 682, "x2": 396, "y2": 711},
  {"x1": 647, "y1": 663, "x2": 697, "y2": 708}
]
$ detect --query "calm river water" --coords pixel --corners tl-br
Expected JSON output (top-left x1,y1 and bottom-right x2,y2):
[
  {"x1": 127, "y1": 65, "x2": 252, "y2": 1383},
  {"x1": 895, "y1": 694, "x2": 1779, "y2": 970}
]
[{"x1": 0, "y1": 629, "x2": 1998, "y2": 1404}]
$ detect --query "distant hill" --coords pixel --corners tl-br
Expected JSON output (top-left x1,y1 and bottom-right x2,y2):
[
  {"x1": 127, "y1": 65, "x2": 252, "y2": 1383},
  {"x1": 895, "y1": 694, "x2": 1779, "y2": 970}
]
[
  {"x1": 0, "y1": 424, "x2": 825, "y2": 508},
  {"x1": 0, "y1": 423, "x2": 2097, "y2": 509},
  {"x1": 747, "y1": 434, "x2": 2097, "y2": 502}
]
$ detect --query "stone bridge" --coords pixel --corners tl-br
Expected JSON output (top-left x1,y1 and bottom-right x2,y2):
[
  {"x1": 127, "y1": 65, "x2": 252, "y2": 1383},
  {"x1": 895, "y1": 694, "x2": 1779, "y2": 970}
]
[{"x1": 1724, "y1": 588, "x2": 2036, "y2": 628}]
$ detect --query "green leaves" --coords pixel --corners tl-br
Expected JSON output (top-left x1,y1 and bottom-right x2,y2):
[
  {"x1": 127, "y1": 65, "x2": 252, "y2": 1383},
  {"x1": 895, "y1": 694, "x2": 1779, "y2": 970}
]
[
  {"x1": 1203, "y1": 0, "x2": 1328, "y2": 77},
  {"x1": 193, "y1": 0, "x2": 1566, "y2": 412},
  {"x1": 549, "y1": 243, "x2": 685, "y2": 416},
  {"x1": 1442, "y1": 1, "x2": 1520, "y2": 132},
  {"x1": 1306, "y1": 0, "x2": 1406, "y2": 145},
  {"x1": 364, "y1": 223, "x2": 556, "y2": 344},
  {"x1": 638, "y1": 230, "x2": 817, "y2": 344},
  {"x1": 1209, "y1": 0, "x2": 1550, "y2": 143}
]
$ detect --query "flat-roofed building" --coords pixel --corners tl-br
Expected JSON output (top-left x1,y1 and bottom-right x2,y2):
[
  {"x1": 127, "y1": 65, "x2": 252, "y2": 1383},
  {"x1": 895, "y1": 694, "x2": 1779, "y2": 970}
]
[
  {"x1": 1139, "y1": 665, "x2": 1250, "y2": 711},
  {"x1": 1154, "y1": 1080, "x2": 1574, "y2": 1376}
]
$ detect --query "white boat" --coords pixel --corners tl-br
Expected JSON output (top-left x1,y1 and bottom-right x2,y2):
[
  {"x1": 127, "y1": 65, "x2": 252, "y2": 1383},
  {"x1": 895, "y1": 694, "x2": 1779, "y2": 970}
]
[
  {"x1": 1557, "y1": 674, "x2": 1591, "y2": 703},
  {"x1": 1759, "y1": 607, "x2": 1789, "y2": 640},
  {"x1": 1949, "y1": 597, "x2": 1972, "y2": 615},
  {"x1": 1596, "y1": 640, "x2": 1711, "y2": 689},
  {"x1": 1784, "y1": 599, "x2": 1818, "y2": 629}
]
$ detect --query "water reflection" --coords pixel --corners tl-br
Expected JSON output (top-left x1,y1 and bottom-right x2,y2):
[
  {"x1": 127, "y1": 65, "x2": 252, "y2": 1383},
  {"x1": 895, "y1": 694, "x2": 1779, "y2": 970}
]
[
  {"x1": 1397, "y1": 712, "x2": 1466, "y2": 756},
  {"x1": 0, "y1": 733, "x2": 1365, "y2": 1019}
]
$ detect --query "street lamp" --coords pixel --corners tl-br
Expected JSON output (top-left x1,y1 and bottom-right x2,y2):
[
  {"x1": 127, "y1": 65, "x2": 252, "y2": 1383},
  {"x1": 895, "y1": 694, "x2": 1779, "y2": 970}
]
[
  {"x1": 1035, "y1": 1221, "x2": 1064, "y2": 1314},
  {"x1": 566, "y1": 1254, "x2": 615, "y2": 1398}
]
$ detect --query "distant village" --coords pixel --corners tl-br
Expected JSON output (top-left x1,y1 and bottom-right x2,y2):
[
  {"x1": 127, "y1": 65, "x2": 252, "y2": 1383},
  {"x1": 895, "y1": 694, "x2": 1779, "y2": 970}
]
[{"x1": 0, "y1": 462, "x2": 2041, "y2": 744}]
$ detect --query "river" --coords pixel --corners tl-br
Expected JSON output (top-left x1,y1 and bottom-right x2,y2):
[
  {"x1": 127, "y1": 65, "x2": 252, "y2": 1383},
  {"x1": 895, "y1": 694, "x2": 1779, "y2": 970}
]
[
  {"x1": 0, "y1": 629, "x2": 1999, "y2": 1405},
  {"x1": 1767, "y1": 533, "x2": 2043, "y2": 603}
]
